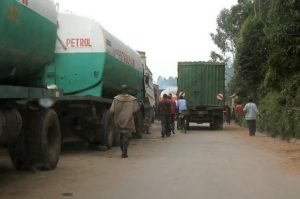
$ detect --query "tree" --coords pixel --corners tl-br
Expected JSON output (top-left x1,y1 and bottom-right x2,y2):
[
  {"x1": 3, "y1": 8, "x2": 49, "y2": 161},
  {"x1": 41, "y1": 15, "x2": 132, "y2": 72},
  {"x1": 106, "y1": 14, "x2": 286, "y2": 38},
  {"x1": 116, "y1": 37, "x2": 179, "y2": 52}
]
[
  {"x1": 209, "y1": 51, "x2": 224, "y2": 62},
  {"x1": 234, "y1": 16, "x2": 268, "y2": 99},
  {"x1": 264, "y1": 0, "x2": 300, "y2": 90},
  {"x1": 210, "y1": 0, "x2": 254, "y2": 61}
]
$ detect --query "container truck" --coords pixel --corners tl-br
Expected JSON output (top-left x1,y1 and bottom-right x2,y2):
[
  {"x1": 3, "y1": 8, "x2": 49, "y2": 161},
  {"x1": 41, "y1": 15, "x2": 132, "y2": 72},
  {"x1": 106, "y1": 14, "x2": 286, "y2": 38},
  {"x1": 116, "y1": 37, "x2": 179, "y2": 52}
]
[
  {"x1": 0, "y1": 0, "x2": 147, "y2": 170},
  {"x1": 177, "y1": 61, "x2": 225, "y2": 130}
]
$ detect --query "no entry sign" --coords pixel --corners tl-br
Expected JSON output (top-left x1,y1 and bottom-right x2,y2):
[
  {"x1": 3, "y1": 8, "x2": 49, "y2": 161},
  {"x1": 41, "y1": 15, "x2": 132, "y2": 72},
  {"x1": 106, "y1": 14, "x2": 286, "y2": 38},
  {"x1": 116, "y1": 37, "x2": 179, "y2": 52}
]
[{"x1": 217, "y1": 93, "x2": 224, "y2": 100}]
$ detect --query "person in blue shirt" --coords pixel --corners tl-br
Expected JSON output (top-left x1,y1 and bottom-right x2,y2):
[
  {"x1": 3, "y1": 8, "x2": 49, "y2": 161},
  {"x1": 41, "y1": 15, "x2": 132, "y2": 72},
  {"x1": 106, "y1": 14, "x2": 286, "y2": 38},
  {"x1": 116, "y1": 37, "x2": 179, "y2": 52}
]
[
  {"x1": 176, "y1": 95, "x2": 187, "y2": 129},
  {"x1": 177, "y1": 95, "x2": 187, "y2": 113}
]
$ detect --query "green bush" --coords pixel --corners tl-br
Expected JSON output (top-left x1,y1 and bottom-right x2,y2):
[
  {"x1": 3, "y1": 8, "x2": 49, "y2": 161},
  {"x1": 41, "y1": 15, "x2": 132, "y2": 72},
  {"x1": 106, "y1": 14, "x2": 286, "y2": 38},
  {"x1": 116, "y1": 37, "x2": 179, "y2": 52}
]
[
  {"x1": 294, "y1": 111, "x2": 300, "y2": 138},
  {"x1": 258, "y1": 92, "x2": 281, "y2": 136},
  {"x1": 258, "y1": 90, "x2": 300, "y2": 139}
]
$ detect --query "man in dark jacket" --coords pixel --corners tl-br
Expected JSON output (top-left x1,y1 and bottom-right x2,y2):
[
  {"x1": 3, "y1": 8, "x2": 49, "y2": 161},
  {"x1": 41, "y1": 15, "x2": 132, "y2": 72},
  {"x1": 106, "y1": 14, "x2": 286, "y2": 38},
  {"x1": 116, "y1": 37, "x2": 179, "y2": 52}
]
[
  {"x1": 109, "y1": 84, "x2": 140, "y2": 158},
  {"x1": 168, "y1": 94, "x2": 176, "y2": 134},
  {"x1": 159, "y1": 94, "x2": 172, "y2": 137}
]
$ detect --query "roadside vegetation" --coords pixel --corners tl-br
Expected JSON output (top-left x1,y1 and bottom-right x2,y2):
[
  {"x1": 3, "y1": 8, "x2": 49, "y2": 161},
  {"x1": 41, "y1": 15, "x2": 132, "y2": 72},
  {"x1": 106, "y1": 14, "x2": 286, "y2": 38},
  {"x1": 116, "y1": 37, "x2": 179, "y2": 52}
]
[{"x1": 210, "y1": 0, "x2": 300, "y2": 138}]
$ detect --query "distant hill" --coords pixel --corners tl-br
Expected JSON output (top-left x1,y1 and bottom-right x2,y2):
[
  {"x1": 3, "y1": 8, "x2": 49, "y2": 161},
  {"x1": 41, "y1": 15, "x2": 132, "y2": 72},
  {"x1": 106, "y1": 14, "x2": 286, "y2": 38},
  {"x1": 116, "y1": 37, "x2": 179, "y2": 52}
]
[{"x1": 157, "y1": 76, "x2": 177, "y2": 90}]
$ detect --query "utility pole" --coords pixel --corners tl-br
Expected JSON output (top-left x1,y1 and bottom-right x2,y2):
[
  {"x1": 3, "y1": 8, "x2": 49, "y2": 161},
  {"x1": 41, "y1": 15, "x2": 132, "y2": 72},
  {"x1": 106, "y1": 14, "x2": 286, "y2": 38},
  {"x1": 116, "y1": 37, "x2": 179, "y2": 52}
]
[
  {"x1": 253, "y1": 0, "x2": 262, "y2": 16},
  {"x1": 253, "y1": 0, "x2": 257, "y2": 16},
  {"x1": 258, "y1": 0, "x2": 261, "y2": 16}
]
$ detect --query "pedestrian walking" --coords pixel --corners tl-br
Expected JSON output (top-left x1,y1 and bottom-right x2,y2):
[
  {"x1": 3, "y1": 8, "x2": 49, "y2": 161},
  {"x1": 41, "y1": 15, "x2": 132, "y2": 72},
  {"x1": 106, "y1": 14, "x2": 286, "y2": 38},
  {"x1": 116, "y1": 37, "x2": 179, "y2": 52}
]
[
  {"x1": 176, "y1": 95, "x2": 187, "y2": 130},
  {"x1": 235, "y1": 102, "x2": 244, "y2": 126},
  {"x1": 168, "y1": 94, "x2": 176, "y2": 134},
  {"x1": 143, "y1": 97, "x2": 152, "y2": 134},
  {"x1": 159, "y1": 94, "x2": 172, "y2": 137},
  {"x1": 224, "y1": 105, "x2": 231, "y2": 125},
  {"x1": 243, "y1": 98, "x2": 259, "y2": 136},
  {"x1": 109, "y1": 84, "x2": 140, "y2": 158}
]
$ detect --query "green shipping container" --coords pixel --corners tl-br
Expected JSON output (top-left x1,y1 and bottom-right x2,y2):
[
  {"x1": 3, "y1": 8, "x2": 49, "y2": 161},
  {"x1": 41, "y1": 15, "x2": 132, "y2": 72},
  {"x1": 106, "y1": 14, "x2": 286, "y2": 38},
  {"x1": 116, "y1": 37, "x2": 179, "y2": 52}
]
[{"x1": 177, "y1": 62, "x2": 225, "y2": 109}]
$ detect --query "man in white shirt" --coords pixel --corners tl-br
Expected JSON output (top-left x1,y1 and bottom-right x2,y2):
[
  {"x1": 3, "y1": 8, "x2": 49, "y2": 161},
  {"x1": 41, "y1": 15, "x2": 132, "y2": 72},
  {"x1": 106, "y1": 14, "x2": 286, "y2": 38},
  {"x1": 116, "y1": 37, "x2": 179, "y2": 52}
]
[
  {"x1": 176, "y1": 95, "x2": 187, "y2": 130},
  {"x1": 243, "y1": 98, "x2": 259, "y2": 136},
  {"x1": 177, "y1": 95, "x2": 187, "y2": 113}
]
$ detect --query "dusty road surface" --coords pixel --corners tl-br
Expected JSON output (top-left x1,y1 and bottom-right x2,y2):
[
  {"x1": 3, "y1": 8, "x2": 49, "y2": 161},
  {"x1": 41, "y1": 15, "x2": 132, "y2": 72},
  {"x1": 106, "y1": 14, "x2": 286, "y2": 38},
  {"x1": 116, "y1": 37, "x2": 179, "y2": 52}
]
[{"x1": 1, "y1": 121, "x2": 300, "y2": 199}]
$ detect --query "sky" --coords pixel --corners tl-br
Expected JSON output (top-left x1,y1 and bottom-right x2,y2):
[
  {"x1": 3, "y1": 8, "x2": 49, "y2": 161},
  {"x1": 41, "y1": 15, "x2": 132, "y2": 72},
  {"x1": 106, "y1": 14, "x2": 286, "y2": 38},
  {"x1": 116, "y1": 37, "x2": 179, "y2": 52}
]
[{"x1": 56, "y1": 0, "x2": 237, "y2": 81}]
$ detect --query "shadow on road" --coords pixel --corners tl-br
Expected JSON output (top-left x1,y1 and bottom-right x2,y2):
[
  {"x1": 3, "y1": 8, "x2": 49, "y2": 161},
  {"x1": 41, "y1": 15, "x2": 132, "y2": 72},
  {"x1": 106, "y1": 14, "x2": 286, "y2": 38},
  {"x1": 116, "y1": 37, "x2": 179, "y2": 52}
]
[
  {"x1": 61, "y1": 138, "x2": 92, "y2": 155},
  {"x1": 0, "y1": 139, "x2": 97, "y2": 176},
  {"x1": 0, "y1": 149, "x2": 33, "y2": 188}
]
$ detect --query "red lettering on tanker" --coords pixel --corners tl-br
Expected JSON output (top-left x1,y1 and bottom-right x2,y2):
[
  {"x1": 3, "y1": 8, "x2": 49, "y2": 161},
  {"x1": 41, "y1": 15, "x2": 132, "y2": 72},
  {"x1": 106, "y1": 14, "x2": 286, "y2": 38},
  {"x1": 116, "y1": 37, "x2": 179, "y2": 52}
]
[
  {"x1": 113, "y1": 49, "x2": 135, "y2": 67},
  {"x1": 21, "y1": 0, "x2": 28, "y2": 5},
  {"x1": 66, "y1": 38, "x2": 92, "y2": 48}
]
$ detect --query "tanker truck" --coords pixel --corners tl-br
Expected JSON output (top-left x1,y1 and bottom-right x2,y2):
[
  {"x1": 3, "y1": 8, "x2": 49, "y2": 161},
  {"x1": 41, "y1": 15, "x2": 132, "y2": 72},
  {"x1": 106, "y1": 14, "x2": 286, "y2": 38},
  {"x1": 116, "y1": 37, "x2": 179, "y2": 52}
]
[
  {"x1": 0, "y1": 0, "x2": 146, "y2": 170},
  {"x1": 177, "y1": 61, "x2": 225, "y2": 130}
]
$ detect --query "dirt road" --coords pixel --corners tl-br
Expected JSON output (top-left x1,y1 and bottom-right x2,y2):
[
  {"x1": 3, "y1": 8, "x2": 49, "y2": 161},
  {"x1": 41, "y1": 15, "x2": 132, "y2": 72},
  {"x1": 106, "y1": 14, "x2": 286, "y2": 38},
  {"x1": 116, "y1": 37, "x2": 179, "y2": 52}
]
[{"x1": 1, "y1": 121, "x2": 300, "y2": 199}]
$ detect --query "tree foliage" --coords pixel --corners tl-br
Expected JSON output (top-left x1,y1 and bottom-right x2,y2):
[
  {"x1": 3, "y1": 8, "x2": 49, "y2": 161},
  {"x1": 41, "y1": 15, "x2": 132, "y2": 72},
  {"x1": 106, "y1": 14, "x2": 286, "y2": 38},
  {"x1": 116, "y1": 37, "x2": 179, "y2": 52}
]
[
  {"x1": 264, "y1": 0, "x2": 300, "y2": 90},
  {"x1": 210, "y1": 0, "x2": 254, "y2": 61},
  {"x1": 234, "y1": 16, "x2": 268, "y2": 99},
  {"x1": 209, "y1": 51, "x2": 224, "y2": 62},
  {"x1": 213, "y1": 0, "x2": 300, "y2": 138}
]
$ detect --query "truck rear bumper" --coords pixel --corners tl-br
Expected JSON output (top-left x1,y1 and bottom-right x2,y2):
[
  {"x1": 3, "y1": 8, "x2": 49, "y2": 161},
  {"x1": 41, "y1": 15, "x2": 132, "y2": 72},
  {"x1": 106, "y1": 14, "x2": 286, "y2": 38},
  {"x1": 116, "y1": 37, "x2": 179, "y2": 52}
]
[{"x1": 186, "y1": 108, "x2": 224, "y2": 124}]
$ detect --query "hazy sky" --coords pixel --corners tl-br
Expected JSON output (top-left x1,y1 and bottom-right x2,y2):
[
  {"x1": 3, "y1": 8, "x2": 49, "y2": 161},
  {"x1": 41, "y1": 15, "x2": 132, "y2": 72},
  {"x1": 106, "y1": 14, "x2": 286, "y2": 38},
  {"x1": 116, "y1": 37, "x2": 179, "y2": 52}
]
[{"x1": 56, "y1": 0, "x2": 237, "y2": 81}]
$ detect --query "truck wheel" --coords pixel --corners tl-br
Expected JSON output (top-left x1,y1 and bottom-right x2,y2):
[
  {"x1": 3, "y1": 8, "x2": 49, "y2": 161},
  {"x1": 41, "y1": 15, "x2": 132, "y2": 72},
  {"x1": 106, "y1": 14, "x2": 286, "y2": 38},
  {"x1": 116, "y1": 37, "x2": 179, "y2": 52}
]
[
  {"x1": 8, "y1": 109, "x2": 29, "y2": 170},
  {"x1": 104, "y1": 111, "x2": 114, "y2": 148},
  {"x1": 27, "y1": 109, "x2": 61, "y2": 170},
  {"x1": 210, "y1": 116, "x2": 223, "y2": 130},
  {"x1": 217, "y1": 118, "x2": 224, "y2": 130},
  {"x1": 8, "y1": 129, "x2": 28, "y2": 170},
  {"x1": 134, "y1": 110, "x2": 144, "y2": 139},
  {"x1": 210, "y1": 118, "x2": 217, "y2": 130}
]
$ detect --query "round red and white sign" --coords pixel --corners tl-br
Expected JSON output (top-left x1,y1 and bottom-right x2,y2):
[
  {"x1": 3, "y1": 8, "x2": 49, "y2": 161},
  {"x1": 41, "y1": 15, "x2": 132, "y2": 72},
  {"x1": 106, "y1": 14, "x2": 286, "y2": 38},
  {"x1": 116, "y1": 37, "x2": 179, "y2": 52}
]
[
  {"x1": 217, "y1": 93, "x2": 224, "y2": 100},
  {"x1": 179, "y1": 91, "x2": 186, "y2": 97}
]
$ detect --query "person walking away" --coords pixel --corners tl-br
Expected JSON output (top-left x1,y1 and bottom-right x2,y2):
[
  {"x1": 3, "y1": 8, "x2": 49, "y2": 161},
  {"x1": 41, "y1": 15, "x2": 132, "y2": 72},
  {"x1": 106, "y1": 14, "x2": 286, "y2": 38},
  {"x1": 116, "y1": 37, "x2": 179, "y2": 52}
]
[
  {"x1": 224, "y1": 105, "x2": 231, "y2": 125},
  {"x1": 168, "y1": 94, "x2": 176, "y2": 134},
  {"x1": 243, "y1": 98, "x2": 259, "y2": 136},
  {"x1": 176, "y1": 95, "x2": 187, "y2": 130},
  {"x1": 143, "y1": 97, "x2": 152, "y2": 134},
  {"x1": 235, "y1": 102, "x2": 244, "y2": 126},
  {"x1": 159, "y1": 94, "x2": 172, "y2": 137},
  {"x1": 109, "y1": 84, "x2": 140, "y2": 158}
]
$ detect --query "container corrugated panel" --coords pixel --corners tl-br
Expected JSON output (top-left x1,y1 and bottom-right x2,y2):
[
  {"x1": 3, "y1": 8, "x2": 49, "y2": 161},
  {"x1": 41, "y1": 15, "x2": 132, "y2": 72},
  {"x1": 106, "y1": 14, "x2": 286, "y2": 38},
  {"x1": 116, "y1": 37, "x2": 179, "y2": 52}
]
[{"x1": 177, "y1": 62, "x2": 225, "y2": 108}]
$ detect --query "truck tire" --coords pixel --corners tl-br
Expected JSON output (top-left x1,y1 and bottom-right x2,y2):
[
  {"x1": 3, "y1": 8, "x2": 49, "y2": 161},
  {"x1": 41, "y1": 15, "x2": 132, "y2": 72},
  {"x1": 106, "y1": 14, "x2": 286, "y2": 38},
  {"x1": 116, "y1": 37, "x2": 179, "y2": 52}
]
[
  {"x1": 2, "y1": 108, "x2": 25, "y2": 170},
  {"x1": 134, "y1": 110, "x2": 144, "y2": 139},
  {"x1": 27, "y1": 109, "x2": 61, "y2": 170},
  {"x1": 217, "y1": 118, "x2": 224, "y2": 130},
  {"x1": 8, "y1": 129, "x2": 28, "y2": 170},
  {"x1": 104, "y1": 111, "x2": 114, "y2": 148},
  {"x1": 210, "y1": 118, "x2": 217, "y2": 130},
  {"x1": 210, "y1": 116, "x2": 223, "y2": 130}
]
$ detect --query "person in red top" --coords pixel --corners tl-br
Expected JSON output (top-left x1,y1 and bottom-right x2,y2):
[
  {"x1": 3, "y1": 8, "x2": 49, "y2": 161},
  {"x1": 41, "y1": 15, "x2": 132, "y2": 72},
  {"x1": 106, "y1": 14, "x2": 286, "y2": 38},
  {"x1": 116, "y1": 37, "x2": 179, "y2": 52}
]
[
  {"x1": 159, "y1": 94, "x2": 172, "y2": 137},
  {"x1": 235, "y1": 102, "x2": 244, "y2": 126},
  {"x1": 224, "y1": 105, "x2": 231, "y2": 125},
  {"x1": 168, "y1": 94, "x2": 177, "y2": 134}
]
